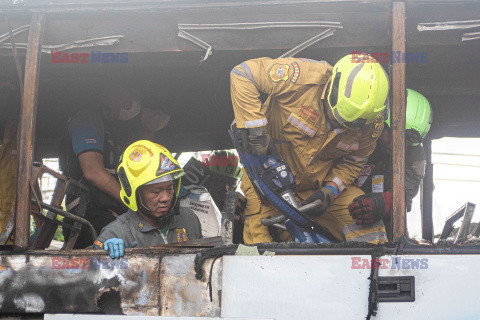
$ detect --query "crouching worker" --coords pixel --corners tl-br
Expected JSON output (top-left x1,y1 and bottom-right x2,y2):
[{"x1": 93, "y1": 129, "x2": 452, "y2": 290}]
[
  {"x1": 348, "y1": 89, "x2": 432, "y2": 238},
  {"x1": 93, "y1": 140, "x2": 202, "y2": 259}
]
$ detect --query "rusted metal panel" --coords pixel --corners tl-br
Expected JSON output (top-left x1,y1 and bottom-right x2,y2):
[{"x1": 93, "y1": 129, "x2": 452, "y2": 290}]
[
  {"x1": 0, "y1": 253, "x2": 160, "y2": 314},
  {"x1": 163, "y1": 237, "x2": 224, "y2": 247},
  {"x1": 160, "y1": 254, "x2": 221, "y2": 317},
  {"x1": 15, "y1": 13, "x2": 45, "y2": 250},
  {"x1": 45, "y1": 315, "x2": 271, "y2": 320},
  {"x1": 391, "y1": 1, "x2": 406, "y2": 241}
]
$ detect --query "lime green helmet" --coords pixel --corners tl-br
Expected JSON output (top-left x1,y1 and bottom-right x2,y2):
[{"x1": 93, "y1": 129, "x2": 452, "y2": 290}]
[
  {"x1": 385, "y1": 89, "x2": 432, "y2": 146},
  {"x1": 207, "y1": 150, "x2": 242, "y2": 180},
  {"x1": 117, "y1": 140, "x2": 184, "y2": 211},
  {"x1": 327, "y1": 54, "x2": 389, "y2": 129}
]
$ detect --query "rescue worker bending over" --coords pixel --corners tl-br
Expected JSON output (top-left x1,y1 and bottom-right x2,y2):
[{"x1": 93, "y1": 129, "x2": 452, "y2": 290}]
[
  {"x1": 230, "y1": 54, "x2": 389, "y2": 244},
  {"x1": 94, "y1": 140, "x2": 202, "y2": 259},
  {"x1": 349, "y1": 89, "x2": 432, "y2": 236}
]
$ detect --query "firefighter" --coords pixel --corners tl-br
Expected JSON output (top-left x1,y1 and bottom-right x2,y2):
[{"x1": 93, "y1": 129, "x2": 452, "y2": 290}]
[
  {"x1": 60, "y1": 84, "x2": 169, "y2": 248},
  {"x1": 348, "y1": 89, "x2": 432, "y2": 234},
  {"x1": 230, "y1": 54, "x2": 389, "y2": 244},
  {"x1": 203, "y1": 150, "x2": 243, "y2": 209},
  {"x1": 94, "y1": 140, "x2": 202, "y2": 259},
  {"x1": 0, "y1": 82, "x2": 20, "y2": 243},
  {"x1": 0, "y1": 81, "x2": 42, "y2": 243},
  {"x1": 178, "y1": 150, "x2": 242, "y2": 238}
]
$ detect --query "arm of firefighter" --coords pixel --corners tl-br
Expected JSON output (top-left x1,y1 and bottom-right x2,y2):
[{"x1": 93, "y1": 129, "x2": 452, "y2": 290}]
[
  {"x1": 78, "y1": 151, "x2": 122, "y2": 203},
  {"x1": 93, "y1": 221, "x2": 137, "y2": 258},
  {"x1": 230, "y1": 57, "x2": 331, "y2": 129},
  {"x1": 324, "y1": 125, "x2": 381, "y2": 192}
]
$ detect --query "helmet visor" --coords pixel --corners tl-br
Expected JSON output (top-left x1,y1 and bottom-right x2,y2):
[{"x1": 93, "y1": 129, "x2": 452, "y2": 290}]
[{"x1": 145, "y1": 173, "x2": 174, "y2": 185}]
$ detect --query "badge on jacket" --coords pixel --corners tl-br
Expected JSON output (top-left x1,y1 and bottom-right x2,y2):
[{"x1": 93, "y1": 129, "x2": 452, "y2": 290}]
[
  {"x1": 291, "y1": 62, "x2": 300, "y2": 83},
  {"x1": 372, "y1": 121, "x2": 384, "y2": 139},
  {"x1": 269, "y1": 64, "x2": 290, "y2": 82},
  {"x1": 175, "y1": 228, "x2": 189, "y2": 242}
]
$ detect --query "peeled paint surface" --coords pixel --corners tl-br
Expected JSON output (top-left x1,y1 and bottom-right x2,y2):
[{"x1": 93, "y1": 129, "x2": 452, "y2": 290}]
[
  {"x1": 161, "y1": 255, "x2": 221, "y2": 317},
  {"x1": 0, "y1": 250, "x2": 221, "y2": 316},
  {"x1": 1, "y1": 241, "x2": 479, "y2": 316}
]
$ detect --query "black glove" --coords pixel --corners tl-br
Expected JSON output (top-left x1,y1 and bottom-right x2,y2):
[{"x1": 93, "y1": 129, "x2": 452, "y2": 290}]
[
  {"x1": 348, "y1": 191, "x2": 392, "y2": 225},
  {"x1": 247, "y1": 126, "x2": 272, "y2": 156},
  {"x1": 301, "y1": 186, "x2": 336, "y2": 217},
  {"x1": 405, "y1": 129, "x2": 423, "y2": 146}
]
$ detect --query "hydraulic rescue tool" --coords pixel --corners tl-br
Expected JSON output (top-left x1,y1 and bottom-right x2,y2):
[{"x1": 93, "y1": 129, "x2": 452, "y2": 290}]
[{"x1": 229, "y1": 121, "x2": 337, "y2": 243}]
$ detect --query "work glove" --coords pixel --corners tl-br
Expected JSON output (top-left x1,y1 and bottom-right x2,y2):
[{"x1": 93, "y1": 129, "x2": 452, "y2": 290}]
[
  {"x1": 247, "y1": 126, "x2": 272, "y2": 156},
  {"x1": 348, "y1": 191, "x2": 392, "y2": 225},
  {"x1": 301, "y1": 186, "x2": 336, "y2": 217},
  {"x1": 405, "y1": 129, "x2": 423, "y2": 146},
  {"x1": 104, "y1": 238, "x2": 125, "y2": 259}
]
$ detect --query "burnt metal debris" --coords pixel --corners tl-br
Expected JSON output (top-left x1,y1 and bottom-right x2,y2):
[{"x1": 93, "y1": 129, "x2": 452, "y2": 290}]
[
  {"x1": 0, "y1": 254, "x2": 159, "y2": 314},
  {"x1": 0, "y1": 250, "x2": 222, "y2": 316}
]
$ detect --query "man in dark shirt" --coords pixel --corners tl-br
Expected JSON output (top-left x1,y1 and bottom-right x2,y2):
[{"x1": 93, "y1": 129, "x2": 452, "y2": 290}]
[{"x1": 60, "y1": 84, "x2": 169, "y2": 248}]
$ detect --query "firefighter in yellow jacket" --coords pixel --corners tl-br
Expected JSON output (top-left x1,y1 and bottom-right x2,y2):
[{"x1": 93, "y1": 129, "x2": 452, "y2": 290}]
[
  {"x1": 230, "y1": 55, "x2": 389, "y2": 244},
  {"x1": 0, "y1": 82, "x2": 18, "y2": 243}
]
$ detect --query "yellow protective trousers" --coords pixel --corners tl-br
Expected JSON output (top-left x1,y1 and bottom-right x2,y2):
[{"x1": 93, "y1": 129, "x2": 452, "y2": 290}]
[{"x1": 241, "y1": 170, "x2": 387, "y2": 244}]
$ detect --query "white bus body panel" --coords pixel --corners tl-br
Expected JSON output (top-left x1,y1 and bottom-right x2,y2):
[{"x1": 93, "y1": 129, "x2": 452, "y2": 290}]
[{"x1": 221, "y1": 255, "x2": 480, "y2": 320}]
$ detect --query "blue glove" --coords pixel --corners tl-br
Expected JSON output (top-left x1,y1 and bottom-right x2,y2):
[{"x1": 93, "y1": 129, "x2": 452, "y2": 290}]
[{"x1": 104, "y1": 238, "x2": 125, "y2": 259}]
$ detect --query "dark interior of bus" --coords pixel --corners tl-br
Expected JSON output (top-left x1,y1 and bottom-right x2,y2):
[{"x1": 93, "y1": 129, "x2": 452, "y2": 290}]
[{"x1": 1, "y1": 0, "x2": 480, "y2": 245}]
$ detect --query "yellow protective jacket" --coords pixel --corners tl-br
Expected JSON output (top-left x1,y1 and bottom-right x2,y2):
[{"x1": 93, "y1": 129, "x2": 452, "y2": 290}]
[
  {"x1": 0, "y1": 120, "x2": 18, "y2": 242},
  {"x1": 230, "y1": 57, "x2": 384, "y2": 197}
]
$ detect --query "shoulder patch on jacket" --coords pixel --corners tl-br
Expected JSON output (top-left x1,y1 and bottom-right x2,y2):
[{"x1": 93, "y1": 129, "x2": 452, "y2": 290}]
[
  {"x1": 175, "y1": 228, "x2": 189, "y2": 242},
  {"x1": 93, "y1": 240, "x2": 103, "y2": 249},
  {"x1": 269, "y1": 64, "x2": 290, "y2": 82}
]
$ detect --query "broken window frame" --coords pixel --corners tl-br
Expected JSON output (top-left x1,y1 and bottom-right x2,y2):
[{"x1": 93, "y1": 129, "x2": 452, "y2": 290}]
[{"x1": 3, "y1": 1, "x2": 426, "y2": 251}]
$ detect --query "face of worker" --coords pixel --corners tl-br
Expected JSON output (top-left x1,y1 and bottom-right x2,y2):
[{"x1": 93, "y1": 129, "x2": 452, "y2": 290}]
[
  {"x1": 323, "y1": 99, "x2": 343, "y2": 129},
  {"x1": 139, "y1": 180, "x2": 175, "y2": 217},
  {"x1": 102, "y1": 88, "x2": 139, "y2": 121},
  {"x1": 378, "y1": 126, "x2": 392, "y2": 153}
]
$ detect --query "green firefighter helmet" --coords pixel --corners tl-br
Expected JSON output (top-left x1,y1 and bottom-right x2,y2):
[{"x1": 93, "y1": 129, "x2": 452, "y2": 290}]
[
  {"x1": 207, "y1": 150, "x2": 243, "y2": 180},
  {"x1": 327, "y1": 54, "x2": 389, "y2": 129},
  {"x1": 385, "y1": 89, "x2": 432, "y2": 145}
]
